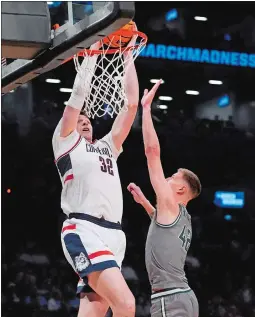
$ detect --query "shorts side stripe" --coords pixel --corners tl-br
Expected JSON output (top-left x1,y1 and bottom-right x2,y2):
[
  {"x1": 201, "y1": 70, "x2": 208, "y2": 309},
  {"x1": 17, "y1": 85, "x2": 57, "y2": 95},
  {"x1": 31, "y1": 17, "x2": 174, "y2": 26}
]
[
  {"x1": 62, "y1": 224, "x2": 76, "y2": 233},
  {"x1": 89, "y1": 250, "x2": 114, "y2": 259},
  {"x1": 63, "y1": 233, "x2": 118, "y2": 278},
  {"x1": 161, "y1": 297, "x2": 166, "y2": 317},
  {"x1": 151, "y1": 287, "x2": 191, "y2": 300},
  {"x1": 63, "y1": 233, "x2": 92, "y2": 276}
]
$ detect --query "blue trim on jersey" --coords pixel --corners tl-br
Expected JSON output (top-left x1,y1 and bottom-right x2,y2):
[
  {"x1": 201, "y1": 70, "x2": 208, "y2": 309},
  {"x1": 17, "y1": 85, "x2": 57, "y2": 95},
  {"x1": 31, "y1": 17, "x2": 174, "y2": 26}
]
[
  {"x1": 57, "y1": 154, "x2": 72, "y2": 177},
  {"x1": 68, "y1": 213, "x2": 122, "y2": 230},
  {"x1": 55, "y1": 135, "x2": 82, "y2": 163}
]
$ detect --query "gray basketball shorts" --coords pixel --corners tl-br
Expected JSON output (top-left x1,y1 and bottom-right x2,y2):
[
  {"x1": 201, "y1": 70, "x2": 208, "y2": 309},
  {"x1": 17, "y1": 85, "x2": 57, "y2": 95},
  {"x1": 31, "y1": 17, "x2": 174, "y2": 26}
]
[{"x1": 150, "y1": 289, "x2": 199, "y2": 317}]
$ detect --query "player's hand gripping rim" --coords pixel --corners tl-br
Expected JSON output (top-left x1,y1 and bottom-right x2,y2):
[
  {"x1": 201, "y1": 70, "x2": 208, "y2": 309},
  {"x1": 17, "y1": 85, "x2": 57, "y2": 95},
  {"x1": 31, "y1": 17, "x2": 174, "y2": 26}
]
[{"x1": 123, "y1": 22, "x2": 138, "y2": 57}]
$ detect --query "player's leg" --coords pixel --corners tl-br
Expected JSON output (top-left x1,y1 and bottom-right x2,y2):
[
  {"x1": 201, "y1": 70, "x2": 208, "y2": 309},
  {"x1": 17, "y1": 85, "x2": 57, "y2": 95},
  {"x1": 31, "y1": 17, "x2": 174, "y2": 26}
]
[
  {"x1": 86, "y1": 225, "x2": 135, "y2": 316},
  {"x1": 61, "y1": 218, "x2": 135, "y2": 316},
  {"x1": 86, "y1": 219, "x2": 135, "y2": 317},
  {"x1": 78, "y1": 291, "x2": 109, "y2": 317},
  {"x1": 88, "y1": 267, "x2": 135, "y2": 317},
  {"x1": 61, "y1": 222, "x2": 108, "y2": 317}
]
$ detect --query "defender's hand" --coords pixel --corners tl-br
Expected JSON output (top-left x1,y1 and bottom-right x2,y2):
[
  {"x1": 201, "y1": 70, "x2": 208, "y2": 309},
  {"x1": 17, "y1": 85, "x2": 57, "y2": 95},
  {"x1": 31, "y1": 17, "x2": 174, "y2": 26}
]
[
  {"x1": 127, "y1": 183, "x2": 145, "y2": 205},
  {"x1": 141, "y1": 80, "x2": 162, "y2": 109}
]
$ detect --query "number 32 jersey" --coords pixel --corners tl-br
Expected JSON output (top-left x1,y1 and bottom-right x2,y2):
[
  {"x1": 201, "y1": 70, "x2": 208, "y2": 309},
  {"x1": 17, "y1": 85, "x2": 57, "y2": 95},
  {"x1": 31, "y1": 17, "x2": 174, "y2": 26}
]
[{"x1": 52, "y1": 119, "x2": 123, "y2": 223}]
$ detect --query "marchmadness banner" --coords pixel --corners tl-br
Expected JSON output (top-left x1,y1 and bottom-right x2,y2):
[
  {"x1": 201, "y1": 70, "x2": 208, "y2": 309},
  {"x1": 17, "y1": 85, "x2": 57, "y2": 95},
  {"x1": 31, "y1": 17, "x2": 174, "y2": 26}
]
[{"x1": 138, "y1": 43, "x2": 255, "y2": 68}]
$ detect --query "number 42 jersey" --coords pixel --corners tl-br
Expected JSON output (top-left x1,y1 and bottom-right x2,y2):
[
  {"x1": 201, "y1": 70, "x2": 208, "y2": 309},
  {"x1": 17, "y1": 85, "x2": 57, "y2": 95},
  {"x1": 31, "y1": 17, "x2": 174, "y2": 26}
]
[{"x1": 52, "y1": 120, "x2": 123, "y2": 223}]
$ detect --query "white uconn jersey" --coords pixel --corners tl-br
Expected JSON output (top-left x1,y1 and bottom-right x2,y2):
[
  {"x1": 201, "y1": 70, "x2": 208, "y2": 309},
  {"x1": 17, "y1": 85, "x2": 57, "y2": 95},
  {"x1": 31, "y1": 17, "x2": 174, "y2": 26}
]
[{"x1": 52, "y1": 119, "x2": 123, "y2": 223}]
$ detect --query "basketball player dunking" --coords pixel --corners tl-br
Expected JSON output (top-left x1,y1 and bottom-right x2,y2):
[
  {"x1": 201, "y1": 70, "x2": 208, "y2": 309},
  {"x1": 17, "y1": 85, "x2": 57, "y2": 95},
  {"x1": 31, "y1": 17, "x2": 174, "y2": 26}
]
[
  {"x1": 52, "y1": 26, "x2": 139, "y2": 317},
  {"x1": 128, "y1": 80, "x2": 201, "y2": 317}
]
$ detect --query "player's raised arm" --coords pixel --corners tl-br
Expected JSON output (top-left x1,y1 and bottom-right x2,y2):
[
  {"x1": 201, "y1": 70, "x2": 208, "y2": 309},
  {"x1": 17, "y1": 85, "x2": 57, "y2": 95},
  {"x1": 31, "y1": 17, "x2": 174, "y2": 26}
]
[
  {"x1": 141, "y1": 81, "x2": 177, "y2": 212},
  {"x1": 60, "y1": 42, "x2": 100, "y2": 138},
  {"x1": 111, "y1": 23, "x2": 139, "y2": 151},
  {"x1": 127, "y1": 183, "x2": 155, "y2": 218}
]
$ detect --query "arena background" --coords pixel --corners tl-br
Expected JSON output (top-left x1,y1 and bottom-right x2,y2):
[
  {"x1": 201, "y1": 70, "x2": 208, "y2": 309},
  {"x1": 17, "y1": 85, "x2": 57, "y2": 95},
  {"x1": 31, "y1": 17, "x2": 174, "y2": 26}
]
[{"x1": 2, "y1": 2, "x2": 255, "y2": 317}]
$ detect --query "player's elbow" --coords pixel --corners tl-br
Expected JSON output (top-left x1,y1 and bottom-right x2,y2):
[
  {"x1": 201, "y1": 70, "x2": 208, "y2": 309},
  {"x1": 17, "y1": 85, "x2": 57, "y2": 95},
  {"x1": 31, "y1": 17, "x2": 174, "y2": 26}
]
[
  {"x1": 127, "y1": 103, "x2": 138, "y2": 111},
  {"x1": 145, "y1": 145, "x2": 160, "y2": 158}
]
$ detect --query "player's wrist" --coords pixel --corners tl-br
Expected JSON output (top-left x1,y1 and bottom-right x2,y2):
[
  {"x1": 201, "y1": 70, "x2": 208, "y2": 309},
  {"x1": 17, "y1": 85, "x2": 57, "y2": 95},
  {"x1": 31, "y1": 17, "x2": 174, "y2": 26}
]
[
  {"x1": 140, "y1": 198, "x2": 148, "y2": 206},
  {"x1": 143, "y1": 106, "x2": 151, "y2": 113},
  {"x1": 67, "y1": 94, "x2": 84, "y2": 110}
]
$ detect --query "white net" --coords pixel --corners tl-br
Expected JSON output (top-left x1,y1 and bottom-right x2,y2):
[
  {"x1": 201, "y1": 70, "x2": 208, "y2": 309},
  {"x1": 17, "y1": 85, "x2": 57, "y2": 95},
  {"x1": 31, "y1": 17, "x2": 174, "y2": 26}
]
[{"x1": 73, "y1": 33, "x2": 147, "y2": 118}]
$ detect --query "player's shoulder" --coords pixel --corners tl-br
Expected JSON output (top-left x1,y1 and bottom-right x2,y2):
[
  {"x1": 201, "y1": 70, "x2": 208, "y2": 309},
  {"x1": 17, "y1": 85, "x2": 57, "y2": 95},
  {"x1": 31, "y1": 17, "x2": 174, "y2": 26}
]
[
  {"x1": 180, "y1": 204, "x2": 191, "y2": 221},
  {"x1": 97, "y1": 131, "x2": 123, "y2": 160},
  {"x1": 98, "y1": 132, "x2": 112, "y2": 149},
  {"x1": 52, "y1": 119, "x2": 82, "y2": 159}
]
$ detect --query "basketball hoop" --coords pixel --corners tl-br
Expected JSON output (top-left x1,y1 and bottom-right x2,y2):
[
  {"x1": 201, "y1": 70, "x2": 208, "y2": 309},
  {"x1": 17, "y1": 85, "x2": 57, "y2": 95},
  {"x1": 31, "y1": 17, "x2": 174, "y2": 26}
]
[{"x1": 64, "y1": 29, "x2": 147, "y2": 119}]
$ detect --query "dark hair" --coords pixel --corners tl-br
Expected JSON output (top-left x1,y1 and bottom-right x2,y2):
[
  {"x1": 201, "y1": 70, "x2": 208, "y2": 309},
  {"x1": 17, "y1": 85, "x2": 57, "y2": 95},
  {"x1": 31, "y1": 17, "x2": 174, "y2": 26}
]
[
  {"x1": 179, "y1": 168, "x2": 202, "y2": 199},
  {"x1": 80, "y1": 109, "x2": 89, "y2": 118}
]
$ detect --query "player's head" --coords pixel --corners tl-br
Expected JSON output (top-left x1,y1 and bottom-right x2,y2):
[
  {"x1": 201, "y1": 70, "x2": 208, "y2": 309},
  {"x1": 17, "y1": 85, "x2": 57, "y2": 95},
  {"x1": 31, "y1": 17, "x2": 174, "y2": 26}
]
[
  {"x1": 77, "y1": 110, "x2": 93, "y2": 142},
  {"x1": 167, "y1": 168, "x2": 201, "y2": 203}
]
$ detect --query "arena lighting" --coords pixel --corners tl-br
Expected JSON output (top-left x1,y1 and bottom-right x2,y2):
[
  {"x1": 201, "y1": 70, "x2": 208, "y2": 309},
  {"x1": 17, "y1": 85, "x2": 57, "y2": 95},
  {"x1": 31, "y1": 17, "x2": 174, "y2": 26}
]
[
  {"x1": 224, "y1": 214, "x2": 232, "y2": 221},
  {"x1": 224, "y1": 34, "x2": 231, "y2": 41},
  {"x1": 186, "y1": 90, "x2": 199, "y2": 95},
  {"x1": 214, "y1": 191, "x2": 245, "y2": 208},
  {"x1": 194, "y1": 16, "x2": 207, "y2": 21},
  {"x1": 165, "y1": 9, "x2": 178, "y2": 22},
  {"x1": 47, "y1": 1, "x2": 62, "y2": 7},
  {"x1": 209, "y1": 80, "x2": 223, "y2": 85},
  {"x1": 150, "y1": 79, "x2": 165, "y2": 84},
  {"x1": 158, "y1": 105, "x2": 168, "y2": 109},
  {"x1": 159, "y1": 96, "x2": 173, "y2": 101},
  {"x1": 46, "y1": 78, "x2": 61, "y2": 84},
  {"x1": 60, "y1": 88, "x2": 72, "y2": 93},
  {"x1": 218, "y1": 94, "x2": 230, "y2": 107}
]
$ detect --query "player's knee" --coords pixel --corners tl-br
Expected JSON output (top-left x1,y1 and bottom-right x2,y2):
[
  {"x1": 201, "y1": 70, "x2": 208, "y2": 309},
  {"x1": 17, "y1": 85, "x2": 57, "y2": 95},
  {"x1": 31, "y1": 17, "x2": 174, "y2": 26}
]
[
  {"x1": 78, "y1": 292, "x2": 109, "y2": 317},
  {"x1": 124, "y1": 295, "x2": 136, "y2": 315},
  {"x1": 113, "y1": 293, "x2": 136, "y2": 316}
]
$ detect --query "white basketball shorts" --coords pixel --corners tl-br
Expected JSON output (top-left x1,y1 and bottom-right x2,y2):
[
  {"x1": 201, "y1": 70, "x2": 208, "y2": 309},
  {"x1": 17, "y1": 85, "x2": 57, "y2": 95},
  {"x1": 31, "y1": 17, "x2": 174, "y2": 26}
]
[{"x1": 61, "y1": 213, "x2": 126, "y2": 296}]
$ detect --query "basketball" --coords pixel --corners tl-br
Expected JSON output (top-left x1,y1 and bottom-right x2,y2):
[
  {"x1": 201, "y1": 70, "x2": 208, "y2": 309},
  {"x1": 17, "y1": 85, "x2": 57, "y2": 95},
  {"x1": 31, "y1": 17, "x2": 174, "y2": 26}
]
[{"x1": 103, "y1": 21, "x2": 135, "y2": 48}]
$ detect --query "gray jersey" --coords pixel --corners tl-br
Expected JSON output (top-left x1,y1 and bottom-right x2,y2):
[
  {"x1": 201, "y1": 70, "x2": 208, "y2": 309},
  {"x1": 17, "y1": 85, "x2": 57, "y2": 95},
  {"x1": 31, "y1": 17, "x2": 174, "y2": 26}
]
[{"x1": 145, "y1": 204, "x2": 192, "y2": 290}]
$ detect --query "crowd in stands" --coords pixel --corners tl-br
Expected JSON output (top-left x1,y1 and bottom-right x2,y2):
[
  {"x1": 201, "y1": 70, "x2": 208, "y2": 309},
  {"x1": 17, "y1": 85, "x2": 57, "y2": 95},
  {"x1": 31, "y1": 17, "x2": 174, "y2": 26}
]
[{"x1": 2, "y1": 100, "x2": 255, "y2": 317}]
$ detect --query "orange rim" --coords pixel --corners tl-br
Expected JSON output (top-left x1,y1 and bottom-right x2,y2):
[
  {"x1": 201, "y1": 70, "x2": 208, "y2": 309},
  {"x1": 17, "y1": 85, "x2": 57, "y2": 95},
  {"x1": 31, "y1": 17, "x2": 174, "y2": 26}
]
[{"x1": 62, "y1": 30, "x2": 147, "y2": 64}]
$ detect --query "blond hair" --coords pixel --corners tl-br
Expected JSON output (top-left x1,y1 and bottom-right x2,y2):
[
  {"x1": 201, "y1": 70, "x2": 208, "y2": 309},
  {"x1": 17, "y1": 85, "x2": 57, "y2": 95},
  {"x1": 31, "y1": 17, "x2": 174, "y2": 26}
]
[{"x1": 178, "y1": 168, "x2": 202, "y2": 199}]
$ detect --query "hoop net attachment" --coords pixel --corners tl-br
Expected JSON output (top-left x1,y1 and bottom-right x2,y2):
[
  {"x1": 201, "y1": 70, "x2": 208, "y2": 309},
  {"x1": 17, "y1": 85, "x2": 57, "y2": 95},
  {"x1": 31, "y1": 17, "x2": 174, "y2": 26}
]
[{"x1": 66, "y1": 29, "x2": 147, "y2": 119}]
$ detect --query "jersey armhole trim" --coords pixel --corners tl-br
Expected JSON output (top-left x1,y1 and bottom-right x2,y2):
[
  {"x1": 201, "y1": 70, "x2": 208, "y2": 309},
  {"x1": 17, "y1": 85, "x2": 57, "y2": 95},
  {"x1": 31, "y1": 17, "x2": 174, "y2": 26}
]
[
  {"x1": 55, "y1": 135, "x2": 82, "y2": 163},
  {"x1": 155, "y1": 206, "x2": 182, "y2": 228},
  {"x1": 101, "y1": 139, "x2": 113, "y2": 155}
]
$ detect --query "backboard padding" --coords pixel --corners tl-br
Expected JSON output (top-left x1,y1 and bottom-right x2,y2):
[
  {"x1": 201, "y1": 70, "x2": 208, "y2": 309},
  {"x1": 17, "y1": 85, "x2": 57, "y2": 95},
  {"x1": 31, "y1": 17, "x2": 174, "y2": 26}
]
[{"x1": 2, "y1": 1, "x2": 135, "y2": 94}]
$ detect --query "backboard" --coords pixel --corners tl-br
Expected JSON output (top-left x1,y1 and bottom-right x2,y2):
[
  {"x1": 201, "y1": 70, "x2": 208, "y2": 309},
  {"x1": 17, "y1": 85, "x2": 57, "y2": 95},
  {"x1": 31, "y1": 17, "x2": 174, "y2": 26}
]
[{"x1": 1, "y1": 1, "x2": 135, "y2": 94}]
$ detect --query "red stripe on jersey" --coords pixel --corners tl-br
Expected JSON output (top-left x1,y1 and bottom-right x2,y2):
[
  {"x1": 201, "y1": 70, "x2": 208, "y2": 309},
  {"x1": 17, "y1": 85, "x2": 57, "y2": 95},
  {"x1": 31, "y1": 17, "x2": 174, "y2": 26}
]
[
  {"x1": 55, "y1": 135, "x2": 82, "y2": 163},
  {"x1": 89, "y1": 250, "x2": 114, "y2": 259},
  {"x1": 64, "y1": 174, "x2": 74, "y2": 183},
  {"x1": 62, "y1": 224, "x2": 76, "y2": 233}
]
